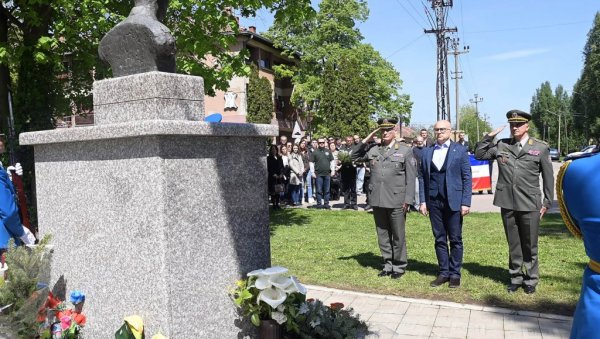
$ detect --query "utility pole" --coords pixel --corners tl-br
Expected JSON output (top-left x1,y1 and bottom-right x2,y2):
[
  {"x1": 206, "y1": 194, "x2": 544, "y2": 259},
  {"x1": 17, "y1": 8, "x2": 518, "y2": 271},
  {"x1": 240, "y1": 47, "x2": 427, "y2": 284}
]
[
  {"x1": 470, "y1": 94, "x2": 483, "y2": 139},
  {"x1": 448, "y1": 37, "x2": 469, "y2": 132},
  {"x1": 425, "y1": 0, "x2": 456, "y2": 122}
]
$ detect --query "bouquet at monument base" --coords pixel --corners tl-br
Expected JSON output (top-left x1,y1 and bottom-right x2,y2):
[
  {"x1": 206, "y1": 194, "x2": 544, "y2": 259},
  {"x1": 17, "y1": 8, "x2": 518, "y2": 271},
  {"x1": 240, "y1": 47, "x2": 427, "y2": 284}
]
[{"x1": 230, "y1": 266, "x2": 369, "y2": 338}]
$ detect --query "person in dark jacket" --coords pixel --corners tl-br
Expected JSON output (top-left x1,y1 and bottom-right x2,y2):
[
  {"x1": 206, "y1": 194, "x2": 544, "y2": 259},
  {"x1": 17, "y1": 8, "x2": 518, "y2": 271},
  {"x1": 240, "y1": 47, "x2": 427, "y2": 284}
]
[{"x1": 267, "y1": 144, "x2": 284, "y2": 209}]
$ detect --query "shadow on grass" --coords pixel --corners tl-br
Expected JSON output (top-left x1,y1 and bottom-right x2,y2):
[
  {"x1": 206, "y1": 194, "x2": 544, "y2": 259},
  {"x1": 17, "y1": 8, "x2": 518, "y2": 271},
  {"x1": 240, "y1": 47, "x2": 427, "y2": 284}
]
[
  {"x1": 462, "y1": 262, "x2": 506, "y2": 284},
  {"x1": 269, "y1": 208, "x2": 313, "y2": 234},
  {"x1": 482, "y1": 295, "x2": 576, "y2": 316},
  {"x1": 338, "y1": 252, "x2": 439, "y2": 277}
]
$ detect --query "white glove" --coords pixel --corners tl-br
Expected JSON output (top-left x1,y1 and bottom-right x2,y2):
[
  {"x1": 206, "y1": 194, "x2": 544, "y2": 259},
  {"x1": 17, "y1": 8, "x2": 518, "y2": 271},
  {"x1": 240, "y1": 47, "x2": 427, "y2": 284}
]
[
  {"x1": 19, "y1": 226, "x2": 36, "y2": 245},
  {"x1": 6, "y1": 163, "x2": 22, "y2": 181},
  {"x1": 15, "y1": 163, "x2": 23, "y2": 176}
]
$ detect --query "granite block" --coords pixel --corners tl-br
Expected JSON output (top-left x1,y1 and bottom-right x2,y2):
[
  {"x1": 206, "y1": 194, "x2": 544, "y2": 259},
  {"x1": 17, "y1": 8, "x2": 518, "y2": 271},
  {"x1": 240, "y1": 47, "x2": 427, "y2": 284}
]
[
  {"x1": 31, "y1": 132, "x2": 275, "y2": 338},
  {"x1": 93, "y1": 72, "x2": 205, "y2": 124},
  {"x1": 20, "y1": 120, "x2": 278, "y2": 146}
]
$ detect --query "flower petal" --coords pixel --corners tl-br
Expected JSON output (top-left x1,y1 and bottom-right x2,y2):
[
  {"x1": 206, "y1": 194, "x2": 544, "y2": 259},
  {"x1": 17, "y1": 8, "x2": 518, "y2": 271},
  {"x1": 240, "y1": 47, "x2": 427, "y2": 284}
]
[
  {"x1": 286, "y1": 276, "x2": 307, "y2": 294},
  {"x1": 258, "y1": 287, "x2": 287, "y2": 309},
  {"x1": 261, "y1": 266, "x2": 288, "y2": 276},
  {"x1": 247, "y1": 268, "x2": 266, "y2": 277},
  {"x1": 254, "y1": 275, "x2": 272, "y2": 290},
  {"x1": 270, "y1": 275, "x2": 293, "y2": 289}
]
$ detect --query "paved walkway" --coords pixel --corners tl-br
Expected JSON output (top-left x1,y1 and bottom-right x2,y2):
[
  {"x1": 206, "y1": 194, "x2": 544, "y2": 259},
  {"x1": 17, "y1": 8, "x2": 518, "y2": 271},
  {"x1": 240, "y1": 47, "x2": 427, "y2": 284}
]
[{"x1": 306, "y1": 285, "x2": 572, "y2": 339}]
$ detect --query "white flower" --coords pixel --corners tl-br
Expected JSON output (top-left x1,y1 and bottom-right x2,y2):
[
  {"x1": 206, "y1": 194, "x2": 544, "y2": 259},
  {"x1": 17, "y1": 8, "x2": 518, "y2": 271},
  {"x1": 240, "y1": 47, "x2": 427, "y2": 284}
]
[
  {"x1": 248, "y1": 267, "x2": 289, "y2": 290},
  {"x1": 310, "y1": 319, "x2": 321, "y2": 328},
  {"x1": 258, "y1": 287, "x2": 287, "y2": 309},
  {"x1": 272, "y1": 311, "x2": 288, "y2": 325},
  {"x1": 298, "y1": 303, "x2": 310, "y2": 315},
  {"x1": 284, "y1": 276, "x2": 307, "y2": 295},
  {"x1": 277, "y1": 304, "x2": 286, "y2": 312},
  {"x1": 270, "y1": 275, "x2": 293, "y2": 290}
]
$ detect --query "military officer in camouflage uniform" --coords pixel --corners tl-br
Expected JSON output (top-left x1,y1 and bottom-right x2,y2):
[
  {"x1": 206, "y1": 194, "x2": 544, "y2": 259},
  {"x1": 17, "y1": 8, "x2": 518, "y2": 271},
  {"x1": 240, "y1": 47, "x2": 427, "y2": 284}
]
[
  {"x1": 353, "y1": 118, "x2": 417, "y2": 279},
  {"x1": 475, "y1": 110, "x2": 554, "y2": 294}
]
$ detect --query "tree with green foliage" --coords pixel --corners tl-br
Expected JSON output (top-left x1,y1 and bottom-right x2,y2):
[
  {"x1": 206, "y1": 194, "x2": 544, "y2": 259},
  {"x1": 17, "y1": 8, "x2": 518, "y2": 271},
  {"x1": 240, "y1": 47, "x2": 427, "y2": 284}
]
[
  {"x1": 572, "y1": 12, "x2": 600, "y2": 143},
  {"x1": 246, "y1": 65, "x2": 274, "y2": 124},
  {"x1": 529, "y1": 82, "x2": 581, "y2": 152},
  {"x1": 458, "y1": 105, "x2": 493, "y2": 142},
  {"x1": 265, "y1": 0, "x2": 411, "y2": 131},
  {"x1": 317, "y1": 55, "x2": 371, "y2": 137}
]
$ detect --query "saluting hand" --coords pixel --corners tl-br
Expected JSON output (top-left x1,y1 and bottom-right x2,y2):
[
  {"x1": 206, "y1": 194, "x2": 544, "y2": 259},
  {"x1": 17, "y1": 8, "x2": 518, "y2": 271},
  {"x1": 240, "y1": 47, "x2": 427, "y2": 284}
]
[{"x1": 488, "y1": 125, "x2": 507, "y2": 138}]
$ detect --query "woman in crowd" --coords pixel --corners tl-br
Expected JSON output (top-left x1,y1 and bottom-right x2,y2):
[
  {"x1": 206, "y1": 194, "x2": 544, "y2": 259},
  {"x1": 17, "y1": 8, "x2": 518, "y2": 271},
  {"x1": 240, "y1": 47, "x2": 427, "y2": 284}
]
[
  {"x1": 288, "y1": 144, "x2": 304, "y2": 206},
  {"x1": 279, "y1": 145, "x2": 291, "y2": 204},
  {"x1": 267, "y1": 144, "x2": 284, "y2": 209},
  {"x1": 300, "y1": 140, "x2": 313, "y2": 203}
]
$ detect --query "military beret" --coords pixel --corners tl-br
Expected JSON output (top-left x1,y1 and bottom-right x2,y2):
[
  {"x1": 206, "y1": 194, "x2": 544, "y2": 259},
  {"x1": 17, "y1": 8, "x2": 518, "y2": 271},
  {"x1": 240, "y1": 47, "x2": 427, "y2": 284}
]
[
  {"x1": 506, "y1": 110, "x2": 531, "y2": 123},
  {"x1": 377, "y1": 118, "x2": 397, "y2": 130}
]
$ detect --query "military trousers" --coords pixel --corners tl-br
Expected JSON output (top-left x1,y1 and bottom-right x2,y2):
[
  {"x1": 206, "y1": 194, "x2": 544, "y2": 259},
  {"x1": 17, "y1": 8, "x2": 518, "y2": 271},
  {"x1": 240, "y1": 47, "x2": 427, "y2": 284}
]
[
  {"x1": 501, "y1": 208, "x2": 540, "y2": 286},
  {"x1": 372, "y1": 207, "x2": 408, "y2": 273},
  {"x1": 341, "y1": 167, "x2": 357, "y2": 206}
]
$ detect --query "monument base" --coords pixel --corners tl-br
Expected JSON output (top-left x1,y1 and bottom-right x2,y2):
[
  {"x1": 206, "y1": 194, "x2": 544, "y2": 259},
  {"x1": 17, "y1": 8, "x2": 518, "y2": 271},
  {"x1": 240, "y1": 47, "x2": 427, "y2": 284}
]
[{"x1": 20, "y1": 73, "x2": 278, "y2": 338}]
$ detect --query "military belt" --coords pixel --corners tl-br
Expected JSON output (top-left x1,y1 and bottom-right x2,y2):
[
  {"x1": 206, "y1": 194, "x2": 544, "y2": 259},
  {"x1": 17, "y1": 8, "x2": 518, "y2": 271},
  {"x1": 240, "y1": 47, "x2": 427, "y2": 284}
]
[{"x1": 589, "y1": 259, "x2": 600, "y2": 274}]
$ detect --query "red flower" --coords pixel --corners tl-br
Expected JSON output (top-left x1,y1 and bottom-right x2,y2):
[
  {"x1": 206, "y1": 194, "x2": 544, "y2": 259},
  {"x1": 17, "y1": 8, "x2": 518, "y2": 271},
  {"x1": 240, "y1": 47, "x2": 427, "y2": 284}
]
[
  {"x1": 307, "y1": 298, "x2": 315, "y2": 303},
  {"x1": 73, "y1": 312, "x2": 87, "y2": 326},
  {"x1": 329, "y1": 302, "x2": 344, "y2": 311}
]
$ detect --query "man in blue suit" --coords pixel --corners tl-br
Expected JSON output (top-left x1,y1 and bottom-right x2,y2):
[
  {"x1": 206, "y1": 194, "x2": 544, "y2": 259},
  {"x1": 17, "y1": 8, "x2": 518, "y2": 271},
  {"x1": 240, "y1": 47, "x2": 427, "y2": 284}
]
[{"x1": 419, "y1": 120, "x2": 472, "y2": 288}]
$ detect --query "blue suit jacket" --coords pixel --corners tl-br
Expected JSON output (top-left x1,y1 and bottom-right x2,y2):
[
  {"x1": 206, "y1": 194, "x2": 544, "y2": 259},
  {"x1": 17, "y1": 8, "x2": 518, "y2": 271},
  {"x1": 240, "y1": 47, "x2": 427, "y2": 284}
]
[{"x1": 418, "y1": 141, "x2": 472, "y2": 211}]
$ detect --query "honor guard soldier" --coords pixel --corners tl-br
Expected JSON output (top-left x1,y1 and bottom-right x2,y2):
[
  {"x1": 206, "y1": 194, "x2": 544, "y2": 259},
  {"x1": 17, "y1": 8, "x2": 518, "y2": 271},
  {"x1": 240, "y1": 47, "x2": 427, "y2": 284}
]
[
  {"x1": 475, "y1": 110, "x2": 554, "y2": 294},
  {"x1": 352, "y1": 118, "x2": 417, "y2": 279}
]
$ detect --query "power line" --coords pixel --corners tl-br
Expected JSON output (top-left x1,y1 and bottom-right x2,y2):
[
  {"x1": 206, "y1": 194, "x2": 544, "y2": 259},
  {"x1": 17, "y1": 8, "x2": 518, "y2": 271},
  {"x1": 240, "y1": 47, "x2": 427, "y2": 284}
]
[
  {"x1": 386, "y1": 33, "x2": 427, "y2": 58},
  {"x1": 393, "y1": 0, "x2": 428, "y2": 30}
]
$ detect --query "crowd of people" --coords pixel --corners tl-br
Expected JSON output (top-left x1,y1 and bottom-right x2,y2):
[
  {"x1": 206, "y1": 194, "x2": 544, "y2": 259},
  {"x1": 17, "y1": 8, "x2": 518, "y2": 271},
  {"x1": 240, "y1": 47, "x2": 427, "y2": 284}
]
[{"x1": 266, "y1": 126, "x2": 471, "y2": 211}]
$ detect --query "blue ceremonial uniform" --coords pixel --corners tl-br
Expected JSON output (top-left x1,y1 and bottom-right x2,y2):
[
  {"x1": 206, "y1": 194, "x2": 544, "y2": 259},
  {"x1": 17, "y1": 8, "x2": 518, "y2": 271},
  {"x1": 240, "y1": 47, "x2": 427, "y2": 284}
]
[
  {"x1": 0, "y1": 166, "x2": 25, "y2": 247},
  {"x1": 558, "y1": 153, "x2": 600, "y2": 339}
]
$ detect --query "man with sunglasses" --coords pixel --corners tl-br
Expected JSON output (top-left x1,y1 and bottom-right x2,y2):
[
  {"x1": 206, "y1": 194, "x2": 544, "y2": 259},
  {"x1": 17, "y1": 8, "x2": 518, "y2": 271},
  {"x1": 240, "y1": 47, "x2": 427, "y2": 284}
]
[
  {"x1": 309, "y1": 137, "x2": 335, "y2": 209},
  {"x1": 475, "y1": 110, "x2": 554, "y2": 294},
  {"x1": 352, "y1": 119, "x2": 417, "y2": 279}
]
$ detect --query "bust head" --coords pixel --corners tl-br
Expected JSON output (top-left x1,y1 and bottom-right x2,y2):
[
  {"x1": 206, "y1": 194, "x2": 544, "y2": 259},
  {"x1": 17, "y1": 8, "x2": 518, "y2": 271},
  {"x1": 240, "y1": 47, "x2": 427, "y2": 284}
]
[{"x1": 133, "y1": 0, "x2": 169, "y2": 21}]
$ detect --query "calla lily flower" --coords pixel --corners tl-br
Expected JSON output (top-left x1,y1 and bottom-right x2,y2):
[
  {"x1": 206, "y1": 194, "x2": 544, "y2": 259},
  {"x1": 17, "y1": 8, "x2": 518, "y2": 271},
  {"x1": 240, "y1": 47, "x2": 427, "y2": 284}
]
[
  {"x1": 249, "y1": 266, "x2": 289, "y2": 290},
  {"x1": 285, "y1": 276, "x2": 307, "y2": 295},
  {"x1": 247, "y1": 266, "x2": 288, "y2": 277},
  {"x1": 270, "y1": 275, "x2": 293, "y2": 290},
  {"x1": 258, "y1": 287, "x2": 287, "y2": 309}
]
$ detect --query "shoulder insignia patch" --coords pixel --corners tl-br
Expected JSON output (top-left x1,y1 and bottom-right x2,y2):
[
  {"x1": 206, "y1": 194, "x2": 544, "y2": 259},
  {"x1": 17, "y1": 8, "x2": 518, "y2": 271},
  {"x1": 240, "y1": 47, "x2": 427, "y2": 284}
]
[{"x1": 531, "y1": 137, "x2": 548, "y2": 146}]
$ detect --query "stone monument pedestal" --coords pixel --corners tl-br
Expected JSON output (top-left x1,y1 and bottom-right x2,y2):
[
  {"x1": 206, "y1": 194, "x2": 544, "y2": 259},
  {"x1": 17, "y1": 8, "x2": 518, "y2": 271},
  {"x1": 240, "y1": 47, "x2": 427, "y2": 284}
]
[{"x1": 20, "y1": 72, "x2": 277, "y2": 338}]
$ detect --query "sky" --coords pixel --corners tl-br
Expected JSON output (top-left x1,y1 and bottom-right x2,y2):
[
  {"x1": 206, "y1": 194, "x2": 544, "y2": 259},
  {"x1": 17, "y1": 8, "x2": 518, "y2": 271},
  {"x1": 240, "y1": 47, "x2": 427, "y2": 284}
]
[{"x1": 242, "y1": 1, "x2": 599, "y2": 139}]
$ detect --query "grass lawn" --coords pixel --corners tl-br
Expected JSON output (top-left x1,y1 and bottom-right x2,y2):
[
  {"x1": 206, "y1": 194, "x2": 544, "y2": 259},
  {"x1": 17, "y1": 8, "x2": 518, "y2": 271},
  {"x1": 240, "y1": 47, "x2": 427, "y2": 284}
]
[{"x1": 270, "y1": 209, "x2": 587, "y2": 316}]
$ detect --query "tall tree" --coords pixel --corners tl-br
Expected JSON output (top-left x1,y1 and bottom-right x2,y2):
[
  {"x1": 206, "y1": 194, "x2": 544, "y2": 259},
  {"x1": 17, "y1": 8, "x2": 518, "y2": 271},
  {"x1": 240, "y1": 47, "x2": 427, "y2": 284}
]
[
  {"x1": 265, "y1": 0, "x2": 411, "y2": 131},
  {"x1": 458, "y1": 105, "x2": 493, "y2": 142},
  {"x1": 317, "y1": 55, "x2": 371, "y2": 137},
  {"x1": 246, "y1": 65, "x2": 274, "y2": 124},
  {"x1": 572, "y1": 12, "x2": 600, "y2": 143}
]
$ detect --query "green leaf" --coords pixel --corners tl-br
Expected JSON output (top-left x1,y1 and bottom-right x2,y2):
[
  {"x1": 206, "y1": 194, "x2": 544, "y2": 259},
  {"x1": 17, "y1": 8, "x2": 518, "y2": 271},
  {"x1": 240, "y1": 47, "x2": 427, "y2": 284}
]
[{"x1": 251, "y1": 313, "x2": 261, "y2": 327}]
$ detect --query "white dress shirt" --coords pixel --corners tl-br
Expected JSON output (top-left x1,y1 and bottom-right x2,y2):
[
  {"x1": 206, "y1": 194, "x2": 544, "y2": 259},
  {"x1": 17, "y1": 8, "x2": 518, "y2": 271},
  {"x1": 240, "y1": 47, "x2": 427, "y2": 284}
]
[{"x1": 432, "y1": 140, "x2": 451, "y2": 170}]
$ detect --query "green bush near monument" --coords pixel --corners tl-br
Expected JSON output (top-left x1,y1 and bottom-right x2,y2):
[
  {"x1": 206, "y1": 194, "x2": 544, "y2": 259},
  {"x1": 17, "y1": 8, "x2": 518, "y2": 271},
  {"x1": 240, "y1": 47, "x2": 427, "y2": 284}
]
[{"x1": 270, "y1": 210, "x2": 585, "y2": 316}]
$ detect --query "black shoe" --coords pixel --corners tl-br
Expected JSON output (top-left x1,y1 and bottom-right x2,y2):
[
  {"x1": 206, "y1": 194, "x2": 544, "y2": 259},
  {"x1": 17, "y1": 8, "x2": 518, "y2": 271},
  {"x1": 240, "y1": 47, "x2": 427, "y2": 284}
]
[
  {"x1": 449, "y1": 277, "x2": 461, "y2": 288},
  {"x1": 324, "y1": 205, "x2": 331, "y2": 210},
  {"x1": 507, "y1": 284, "x2": 520, "y2": 293},
  {"x1": 390, "y1": 272, "x2": 404, "y2": 279},
  {"x1": 430, "y1": 275, "x2": 450, "y2": 287},
  {"x1": 351, "y1": 205, "x2": 358, "y2": 210},
  {"x1": 377, "y1": 270, "x2": 391, "y2": 277},
  {"x1": 523, "y1": 285, "x2": 536, "y2": 294},
  {"x1": 364, "y1": 204, "x2": 371, "y2": 210},
  {"x1": 343, "y1": 204, "x2": 351, "y2": 209}
]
